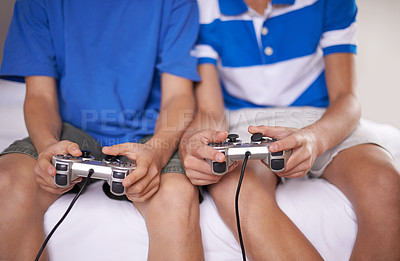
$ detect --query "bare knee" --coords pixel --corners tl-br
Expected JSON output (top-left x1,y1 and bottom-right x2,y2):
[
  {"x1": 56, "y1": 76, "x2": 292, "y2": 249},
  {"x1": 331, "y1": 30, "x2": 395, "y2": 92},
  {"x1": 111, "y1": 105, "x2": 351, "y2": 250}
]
[
  {"x1": 209, "y1": 168, "x2": 278, "y2": 222},
  {"x1": 348, "y1": 161, "x2": 400, "y2": 220},
  {"x1": 0, "y1": 154, "x2": 50, "y2": 217},
  {"x1": 144, "y1": 174, "x2": 199, "y2": 224},
  {"x1": 359, "y1": 162, "x2": 399, "y2": 197}
]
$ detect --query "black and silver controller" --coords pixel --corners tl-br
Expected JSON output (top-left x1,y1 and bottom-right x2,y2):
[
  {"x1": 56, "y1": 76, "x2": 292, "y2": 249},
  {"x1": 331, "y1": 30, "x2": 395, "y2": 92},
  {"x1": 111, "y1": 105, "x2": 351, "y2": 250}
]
[
  {"x1": 52, "y1": 151, "x2": 136, "y2": 196},
  {"x1": 208, "y1": 133, "x2": 290, "y2": 175}
]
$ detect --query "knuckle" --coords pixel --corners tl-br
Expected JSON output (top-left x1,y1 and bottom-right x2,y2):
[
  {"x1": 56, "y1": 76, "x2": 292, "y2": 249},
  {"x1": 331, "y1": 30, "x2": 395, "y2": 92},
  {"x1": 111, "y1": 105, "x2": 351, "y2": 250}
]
[
  {"x1": 131, "y1": 185, "x2": 145, "y2": 194},
  {"x1": 34, "y1": 164, "x2": 42, "y2": 175},
  {"x1": 56, "y1": 189, "x2": 66, "y2": 195},
  {"x1": 292, "y1": 135, "x2": 302, "y2": 146},
  {"x1": 69, "y1": 142, "x2": 78, "y2": 147},
  {"x1": 155, "y1": 177, "x2": 161, "y2": 185},
  {"x1": 186, "y1": 171, "x2": 195, "y2": 179},
  {"x1": 299, "y1": 171, "x2": 307, "y2": 178},
  {"x1": 61, "y1": 140, "x2": 72, "y2": 147},
  {"x1": 190, "y1": 179, "x2": 198, "y2": 185},
  {"x1": 304, "y1": 162, "x2": 312, "y2": 170},
  {"x1": 128, "y1": 194, "x2": 146, "y2": 203},
  {"x1": 183, "y1": 157, "x2": 194, "y2": 168},
  {"x1": 134, "y1": 198, "x2": 145, "y2": 203},
  {"x1": 150, "y1": 166, "x2": 160, "y2": 177}
]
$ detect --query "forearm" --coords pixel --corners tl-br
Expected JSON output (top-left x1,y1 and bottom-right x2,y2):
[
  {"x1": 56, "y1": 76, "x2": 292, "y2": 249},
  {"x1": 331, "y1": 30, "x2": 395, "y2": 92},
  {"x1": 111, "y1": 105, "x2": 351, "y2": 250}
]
[
  {"x1": 182, "y1": 63, "x2": 228, "y2": 139},
  {"x1": 305, "y1": 93, "x2": 361, "y2": 155},
  {"x1": 183, "y1": 109, "x2": 227, "y2": 138},
  {"x1": 145, "y1": 73, "x2": 195, "y2": 166},
  {"x1": 24, "y1": 76, "x2": 62, "y2": 154},
  {"x1": 305, "y1": 53, "x2": 361, "y2": 155},
  {"x1": 149, "y1": 93, "x2": 194, "y2": 165}
]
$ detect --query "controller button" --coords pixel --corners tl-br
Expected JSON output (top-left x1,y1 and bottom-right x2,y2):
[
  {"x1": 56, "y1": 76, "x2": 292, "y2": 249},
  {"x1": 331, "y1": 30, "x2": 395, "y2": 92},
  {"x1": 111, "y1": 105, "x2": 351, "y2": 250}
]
[
  {"x1": 81, "y1": 150, "x2": 92, "y2": 158},
  {"x1": 111, "y1": 182, "x2": 125, "y2": 194},
  {"x1": 213, "y1": 161, "x2": 227, "y2": 174},
  {"x1": 271, "y1": 151, "x2": 283, "y2": 156},
  {"x1": 55, "y1": 174, "x2": 68, "y2": 186},
  {"x1": 227, "y1": 133, "x2": 239, "y2": 142},
  {"x1": 104, "y1": 155, "x2": 115, "y2": 162},
  {"x1": 113, "y1": 171, "x2": 126, "y2": 179},
  {"x1": 271, "y1": 159, "x2": 284, "y2": 171},
  {"x1": 251, "y1": 133, "x2": 264, "y2": 142},
  {"x1": 56, "y1": 163, "x2": 68, "y2": 171}
]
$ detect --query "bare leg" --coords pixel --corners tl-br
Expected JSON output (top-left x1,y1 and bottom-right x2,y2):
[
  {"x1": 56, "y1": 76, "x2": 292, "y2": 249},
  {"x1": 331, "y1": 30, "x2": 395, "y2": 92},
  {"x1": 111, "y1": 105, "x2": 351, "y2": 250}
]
[
  {"x1": 322, "y1": 144, "x2": 400, "y2": 261},
  {"x1": 0, "y1": 154, "x2": 60, "y2": 261},
  {"x1": 134, "y1": 173, "x2": 204, "y2": 261},
  {"x1": 208, "y1": 161, "x2": 322, "y2": 261}
]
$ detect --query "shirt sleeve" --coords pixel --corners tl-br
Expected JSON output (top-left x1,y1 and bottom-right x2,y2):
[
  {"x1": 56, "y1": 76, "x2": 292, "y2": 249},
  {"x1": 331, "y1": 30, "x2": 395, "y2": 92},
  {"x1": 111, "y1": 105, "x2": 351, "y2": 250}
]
[
  {"x1": 0, "y1": 0, "x2": 58, "y2": 80},
  {"x1": 195, "y1": 26, "x2": 220, "y2": 65},
  {"x1": 319, "y1": 0, "x2": 358, "y2": 56},
  {"x1": 193, "y1": 0, "x2": 220, "y2": 66},
  {"x1": 156, "y1": 0, "x2": 200, "y2": 81}
]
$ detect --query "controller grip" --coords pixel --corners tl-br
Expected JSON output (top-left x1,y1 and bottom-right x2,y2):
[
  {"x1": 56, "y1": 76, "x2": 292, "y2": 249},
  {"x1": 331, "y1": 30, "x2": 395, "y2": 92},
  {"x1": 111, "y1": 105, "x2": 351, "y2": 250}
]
[
  {"x1": 270, "y1": 158, "x2": 285, "y2": 172},
  {"x1": 111, "y1": 181, "x2": 125, "y2": 195},
  {"x1": 55, "y1": 174, "x2": 69, "y2": 186},
  {"x1": 268, "y1": 149, "x2": 290, "y2": 172},
  {"x1": 212, "y1": 161, "x2": 228, "y2": 175},
  {"x1": 207, "y1": 159, "x2": 229, "y2": 175},
  {"x1": 54, "y1": 162, "x2": 70, "y2": 187}
]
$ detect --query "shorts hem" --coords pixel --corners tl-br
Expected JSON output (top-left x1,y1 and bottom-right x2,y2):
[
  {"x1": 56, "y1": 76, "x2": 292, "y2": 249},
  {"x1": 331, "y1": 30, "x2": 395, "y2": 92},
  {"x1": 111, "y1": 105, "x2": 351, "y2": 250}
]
[{"x1": 0, "y1": 150, "x2": 38, "y2": 160}]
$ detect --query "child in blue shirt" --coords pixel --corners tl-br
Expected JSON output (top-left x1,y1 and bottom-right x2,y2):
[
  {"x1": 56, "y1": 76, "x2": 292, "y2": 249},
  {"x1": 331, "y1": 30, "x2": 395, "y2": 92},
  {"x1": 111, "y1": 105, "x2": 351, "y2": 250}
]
[{"x1": 0, "y1": 0, "x2": 204, "y2": 259}]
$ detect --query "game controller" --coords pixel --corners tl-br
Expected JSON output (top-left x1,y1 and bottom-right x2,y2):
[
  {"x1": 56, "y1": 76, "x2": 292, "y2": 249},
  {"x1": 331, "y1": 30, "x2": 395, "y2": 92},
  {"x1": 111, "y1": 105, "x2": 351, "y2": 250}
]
[
  {"x1": 52, "y1": 151, "x2": 136, "y2": 196},
  {"x1": 208, "y1": 133, "x2": 290, "y2": 175}
]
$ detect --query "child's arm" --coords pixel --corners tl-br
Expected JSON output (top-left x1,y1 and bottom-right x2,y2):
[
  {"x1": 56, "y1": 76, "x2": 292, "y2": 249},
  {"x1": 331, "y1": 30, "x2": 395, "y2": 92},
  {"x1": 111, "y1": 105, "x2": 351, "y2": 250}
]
[
  {"x1": 24, "y1": 76, "x2": 61, "y2": 153},
  {"x1": 179, "y1": 64, "x2": 238, "y2": 186},
  {"x1": 102, "y1": 72, "x2": 196, "y2": 201},
  {"x1": 25, "y1": 76, "x2": 83, "y2": 194},
  {"x1": 250, "y1": 53, "x2": 360, "y2": 178}
]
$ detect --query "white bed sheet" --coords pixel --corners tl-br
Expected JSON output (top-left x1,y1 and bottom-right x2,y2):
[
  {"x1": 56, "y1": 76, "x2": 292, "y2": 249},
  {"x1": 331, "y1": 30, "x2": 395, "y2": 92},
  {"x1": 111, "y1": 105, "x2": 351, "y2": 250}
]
[
  {"x1": 44, "y1": 179, "x2": 357, "y2": 261},
  {"x1": 1, "y1": 79, "x2": 399, "y2": 260}
]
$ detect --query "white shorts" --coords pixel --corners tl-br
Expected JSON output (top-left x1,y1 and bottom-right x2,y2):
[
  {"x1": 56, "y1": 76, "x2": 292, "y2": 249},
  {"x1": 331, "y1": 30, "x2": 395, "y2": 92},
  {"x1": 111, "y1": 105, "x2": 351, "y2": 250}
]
[{"x1": 226, "y1": 106, "x2": 387, "y2": 178}]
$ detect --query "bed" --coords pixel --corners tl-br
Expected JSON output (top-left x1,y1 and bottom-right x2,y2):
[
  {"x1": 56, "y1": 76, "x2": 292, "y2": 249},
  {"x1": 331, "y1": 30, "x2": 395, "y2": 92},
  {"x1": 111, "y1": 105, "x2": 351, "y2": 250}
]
[{"x1": 1, "y1": 79, "x2": 399, "y2": 260}]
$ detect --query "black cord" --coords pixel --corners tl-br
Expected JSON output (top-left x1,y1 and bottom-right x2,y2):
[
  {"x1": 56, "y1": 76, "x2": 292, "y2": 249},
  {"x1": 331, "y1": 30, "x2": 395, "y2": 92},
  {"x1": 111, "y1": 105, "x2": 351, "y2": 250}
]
[
  {"x1": 35, "y1": 169, "x2": 94, "y2": 261},
  {"x1": 235, "y1": 151, "x2": 251, "y2": 261}
]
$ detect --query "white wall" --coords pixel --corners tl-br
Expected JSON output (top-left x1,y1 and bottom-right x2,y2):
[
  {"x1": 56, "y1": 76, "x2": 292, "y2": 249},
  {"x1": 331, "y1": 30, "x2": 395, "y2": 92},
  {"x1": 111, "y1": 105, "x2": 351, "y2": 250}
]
[
  {"x1": 0, "y1": 0, "x2": 399, "y2": 128},
  {"x1": 356, "y1": 0, "x2": 400, "y2": 128}
]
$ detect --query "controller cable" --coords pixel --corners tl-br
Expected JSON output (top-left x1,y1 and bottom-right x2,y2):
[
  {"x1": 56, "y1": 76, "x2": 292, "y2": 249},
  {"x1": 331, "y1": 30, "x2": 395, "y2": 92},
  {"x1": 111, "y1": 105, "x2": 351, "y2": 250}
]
[
  {"x1": 235, "y1": 151, "x2": 251, "y2": 261},
  {"x1": 35, "y1": 169, "x2": 94, "y2": 261}
]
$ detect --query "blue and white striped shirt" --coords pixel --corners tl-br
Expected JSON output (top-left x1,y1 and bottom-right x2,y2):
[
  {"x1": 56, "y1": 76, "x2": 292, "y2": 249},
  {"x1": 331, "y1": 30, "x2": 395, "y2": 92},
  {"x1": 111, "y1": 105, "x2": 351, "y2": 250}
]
[{"x1": 195, "y1": 0, "x2": 357, "y2": 109}]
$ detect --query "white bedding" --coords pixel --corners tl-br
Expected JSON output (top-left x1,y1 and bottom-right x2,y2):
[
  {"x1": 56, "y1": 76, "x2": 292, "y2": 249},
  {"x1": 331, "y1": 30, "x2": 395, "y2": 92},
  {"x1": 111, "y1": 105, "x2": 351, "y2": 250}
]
[{"x1": 1, "y1": 79, "x2": 399, "y2": 260}]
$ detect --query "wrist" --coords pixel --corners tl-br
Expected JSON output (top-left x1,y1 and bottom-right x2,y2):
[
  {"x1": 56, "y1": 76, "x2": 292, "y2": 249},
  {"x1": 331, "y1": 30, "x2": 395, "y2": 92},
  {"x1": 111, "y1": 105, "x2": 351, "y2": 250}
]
[
  {"x1": 144, "y1": 135, "x2": 179, "y2": 163},
  {"x1": 34, "y1": 137, "x2": 59, "y2": 154},
  {"x1": 302, "y1": 125, "x2": 325, "y2": 156}
]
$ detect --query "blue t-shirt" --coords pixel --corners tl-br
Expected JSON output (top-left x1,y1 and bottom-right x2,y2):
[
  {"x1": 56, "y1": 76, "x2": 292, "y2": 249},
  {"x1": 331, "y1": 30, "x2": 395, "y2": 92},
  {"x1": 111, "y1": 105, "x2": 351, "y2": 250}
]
[
  {"x1": 195, "y1": 0, "x2": 357, "y2": 109},
  {"x1": 1, "y1": 0, "x2": 200, "y2": 146}
]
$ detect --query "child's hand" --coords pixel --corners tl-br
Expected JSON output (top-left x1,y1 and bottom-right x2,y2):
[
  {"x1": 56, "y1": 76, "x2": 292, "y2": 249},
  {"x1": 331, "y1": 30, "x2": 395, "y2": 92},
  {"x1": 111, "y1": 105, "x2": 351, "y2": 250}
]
[
  {"x1": 35, "y1": 140, "x2": 83, "y2": 194},
  {"x1": 179, "y1": 129, "x2": 238, "y2": 186},
  {"x1": 249, "y1": 125, "x2": 320, "y2": 178},
  {"x1": 102, "y1": 143, "x2": 162, "y2": 202}
]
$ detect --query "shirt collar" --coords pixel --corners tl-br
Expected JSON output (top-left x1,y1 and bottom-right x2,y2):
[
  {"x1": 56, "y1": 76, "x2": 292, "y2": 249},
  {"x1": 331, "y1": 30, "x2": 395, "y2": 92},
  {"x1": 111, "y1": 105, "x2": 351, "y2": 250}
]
[{"x1": 219, "y1": 0, "x2": 295, "y2": 16}]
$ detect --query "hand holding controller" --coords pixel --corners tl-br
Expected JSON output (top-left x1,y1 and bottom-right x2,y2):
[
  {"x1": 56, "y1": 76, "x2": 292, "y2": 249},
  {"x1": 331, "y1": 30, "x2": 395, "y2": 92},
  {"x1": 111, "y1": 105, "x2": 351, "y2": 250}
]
[
  {"x1": 208, "y1": 133, "x2": 291, "y2": 175},
  {"x1": 52, "y1": 151, "x2": 136, "y2": 196}
]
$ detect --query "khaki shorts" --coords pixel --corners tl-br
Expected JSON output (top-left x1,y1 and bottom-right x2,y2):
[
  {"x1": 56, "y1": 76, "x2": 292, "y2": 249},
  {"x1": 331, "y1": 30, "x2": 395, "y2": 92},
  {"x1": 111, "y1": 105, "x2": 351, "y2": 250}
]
[
  {"x1": 227, "y1": 107, "x2": 387, "y2": 178},
  {"x1": 0, "y1": 122, "x2": 185, "y2": 175}
]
